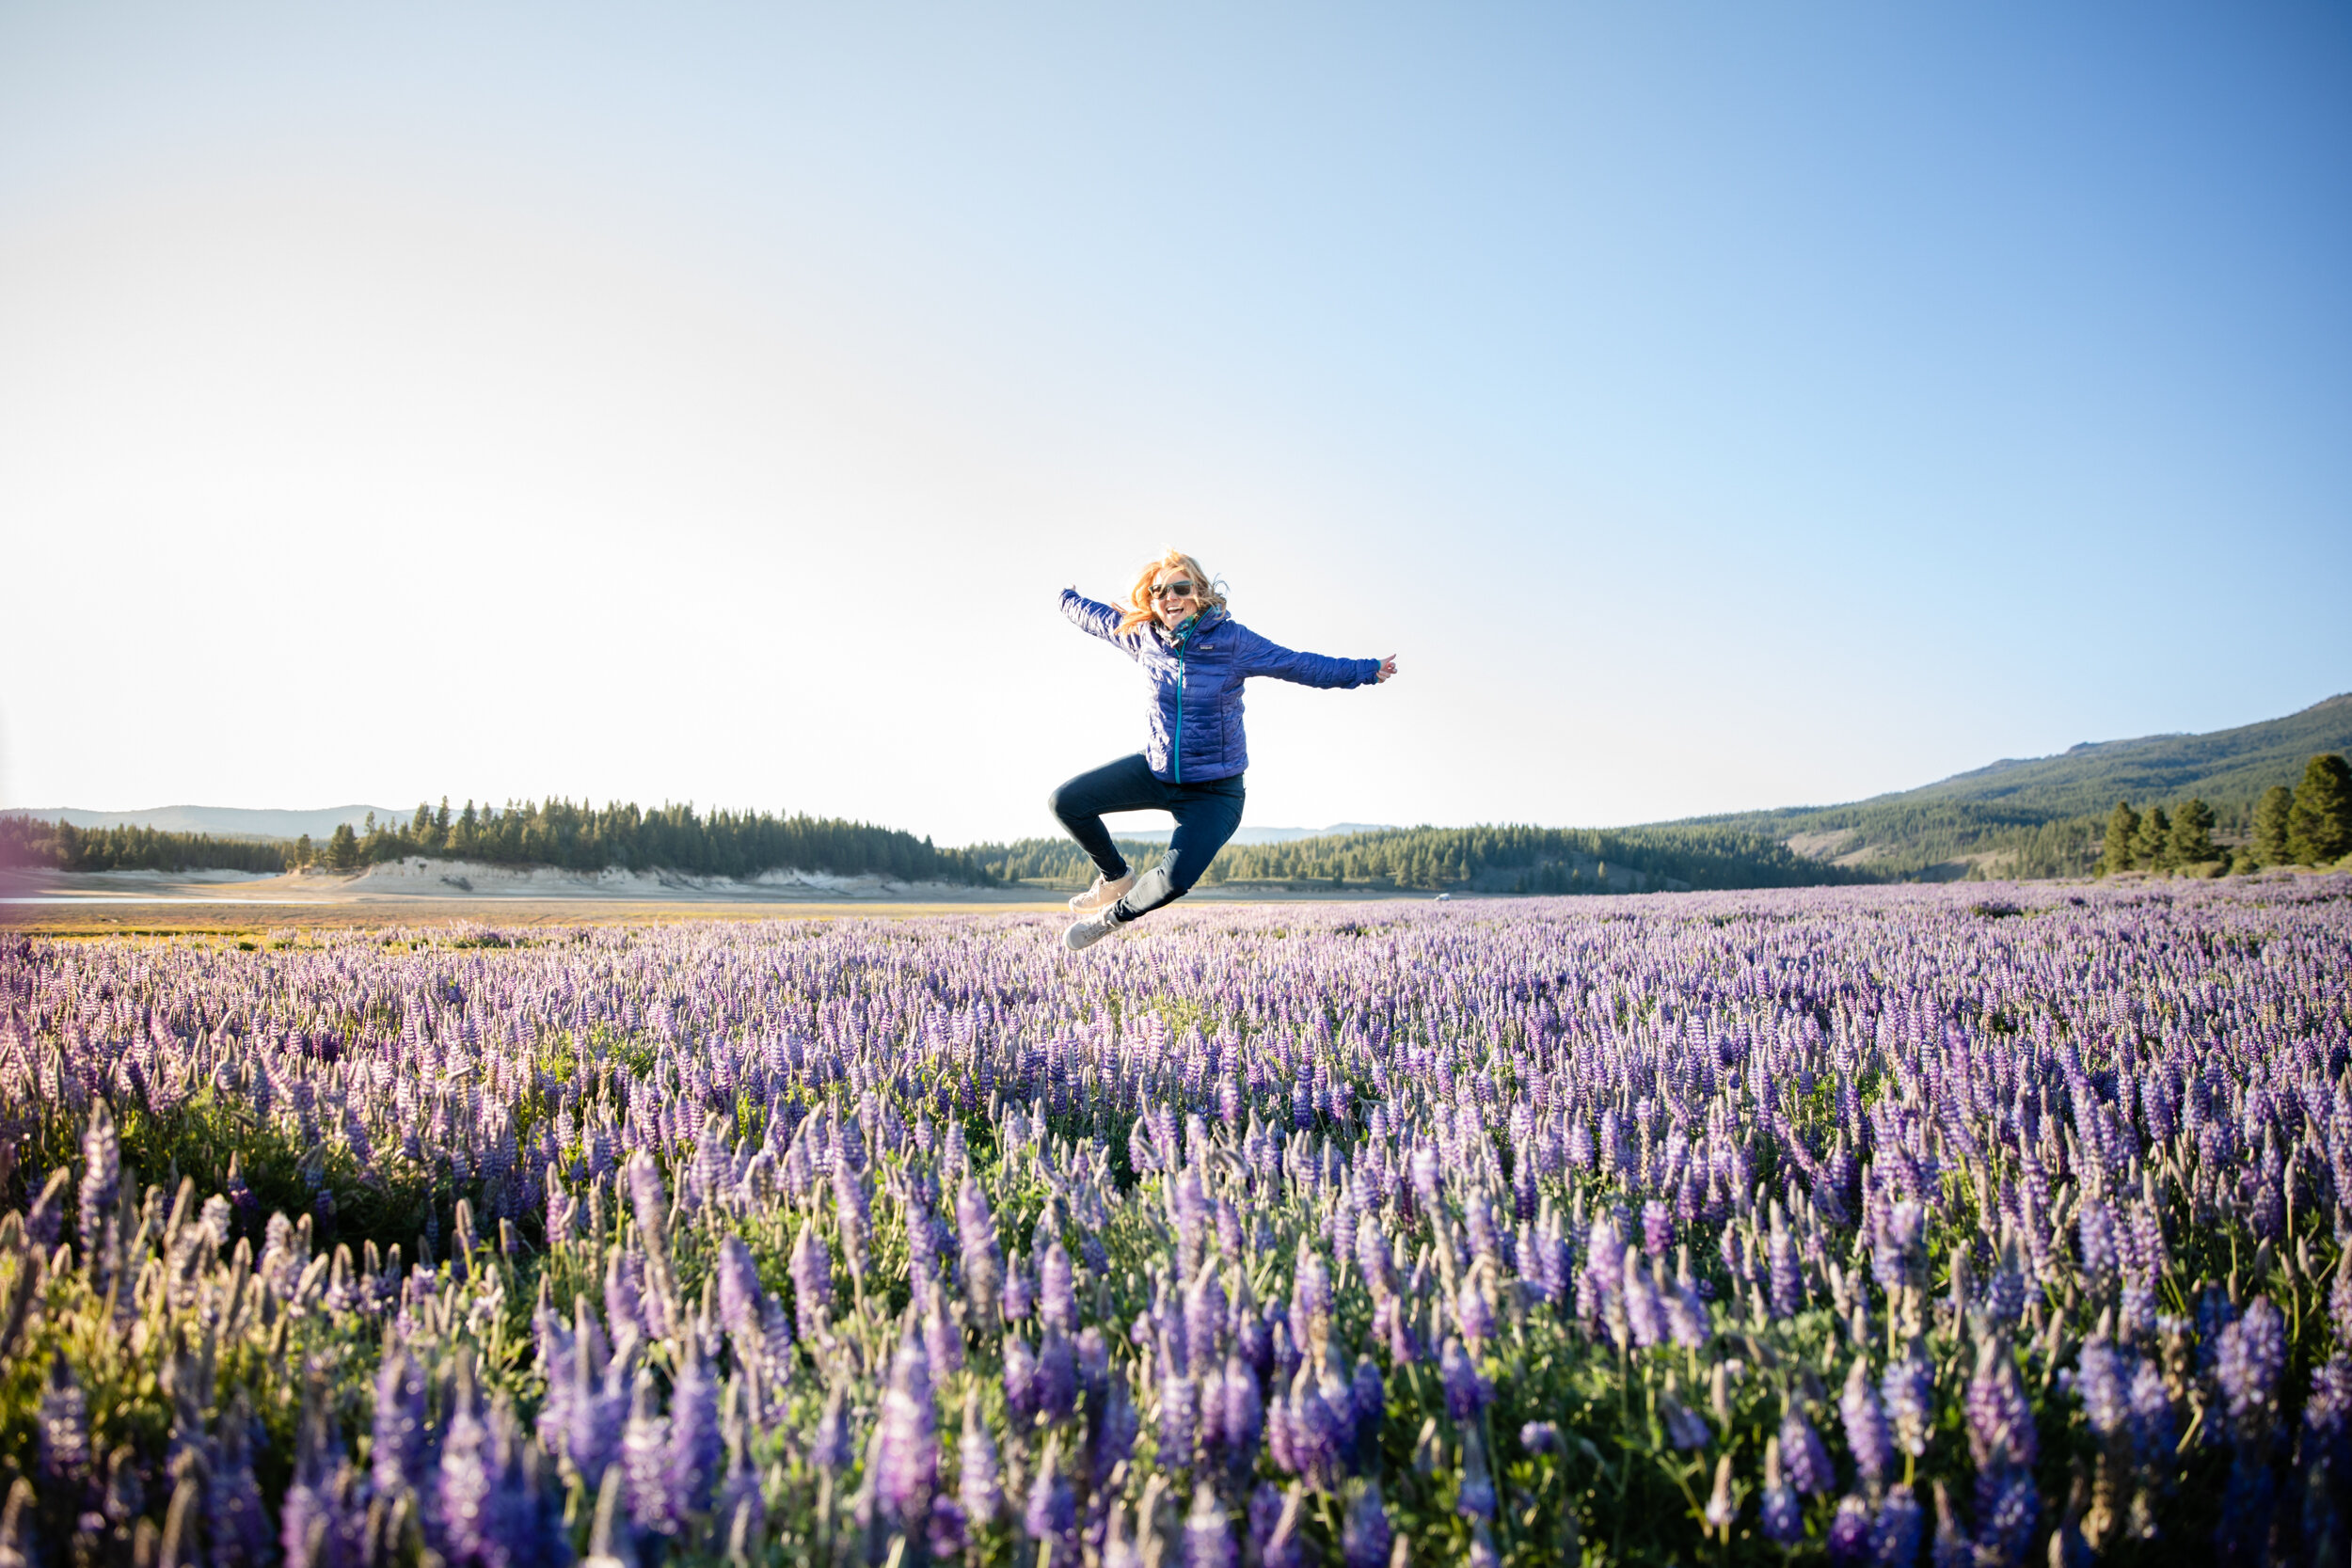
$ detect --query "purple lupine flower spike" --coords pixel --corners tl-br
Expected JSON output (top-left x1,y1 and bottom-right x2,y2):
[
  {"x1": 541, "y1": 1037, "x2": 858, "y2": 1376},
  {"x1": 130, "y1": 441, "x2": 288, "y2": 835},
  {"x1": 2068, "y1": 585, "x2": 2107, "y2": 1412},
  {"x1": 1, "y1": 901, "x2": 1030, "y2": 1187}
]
[
  {"x1": 1037, "y1": 1325, "x2": 1078, "y2": 1421},
  {"x1": 1660, "y1": 1391, "x2": 1710, "y2": 1451},
  {"x1": 436, "y1": 1361, "x2": 495, "y2": 1561},
  {"x1": 1184, "y1": 1482, "x2": 1236, "y2": 1568},
  {"x1": 373, "y1": 1344, "x2": 430, "y2": 1496},
  {"x1": 1004, "y1": 1335, "x2": 1039, "y2": 1418},
  {"x1": 1781, "y1": 1406, "x2": 1833, "y2": 1497},
  {"x1": 1455, "y1": 1425, "x2": 1497, "y2": 1520},
  {"x1": 1342, "y1": 1480, "x2": 1391, "y2": 1568},
  {"x1": 1842, "y1": 1355, "x2": 1893, "y2": 1490},
  {"x1": 811, "y1": 1382, "x2": 853, "y2": 1473},
  {"x1": 1440, "y1": 1337, "x2": 1488, "y2": 1422},
  {"x1": 1041, "y1": 1241, "x2": 1076, "y2": 1333},
  {"x1": 622, "y1": 1367, "x2": 675, "y2": 1537},
  {"x1": 1001, "y1": 1250, "x2": 1035, "y2": 1323},
  {"x1": 1870, "y1": 1484, "x2": 1923, "y2": 1565},
  {"x1": 960, "y1": 1389, "x2": 1001, "y2": 1527},
  {"x1": 1163, "y1": 1366, "x2": 1200, "y2": 1470},
  {"x1": 1024, "y1": 1438, "x2": 1078, "y2": 1563},
  {"x1": 1457, "y1": 1275, "x2": 1496, "y2": 1354},
  {"x1": 667, "y1": 1323, "x2": 723, "y2": 1523},
  {"x1": 957, "y1": 1178, "x2": 1003, "y2": 1327},
  {"x1": 79, "y1": 1103, "x2": 121, "y2": 1265},
  {"x1": 789, "y1": 1222, "x2": 833, "y2": 1342},
  {"x1": 24, "y1": 1170, "x2": 67, "y2": 1254},
  {"x1": 1828, "y1": 1495, "x2": 1871, "y2": 1563},
  {"x1": 1767, "y1": 1205, "x2": 1804, "y2": 1319},
  {"x1": 831, "y1": 1152, "x2": 870, "y2": 1279},
  {"x1": 1883, "y1": 1338, "x2": 1935, "y2": 1460},
  {"x1": 1223, "y1": 1355, "x2": 1264, "y2": 1474},
  {"x1": 626, "y1": 1149, "x2": 668, "y2": 1253},
  {"x1": 2125, "y1": 1357, "x2": 2175, "y2": 1464},
  {"x1": 1760, "y1": 1436, "x2": 1803, "y2": 1544},
  {"x1": 1623, "y1": 1245, "x2": 1665, "y2": 1347},
  {"x1": 1642, "y1": 1198, "x2": 1673, "y2": 1258},
  {"x1": 37, "y1": 1354, "x2": 88, "y2": 1483},
  {"x1": 211, "y1": 1390, "x2": 273, "y2": 1565},
  {"x1": 1931, "y1": 1481, "x2": 1970, "y2": 1568},
  {"x1": 2216, "y1": 1297, "x2": 2286, "y2": 1442},
  {"x1": 564, "y1": 1302, "x2": 625, "y2": 1491},
  {"x1": 2074, "y1": 1337, "x2": 2127, "y2": 1439},
  {"x1": 1964, "y1": 1338, "x2": 2037, "y2": 1470},
  {"x1": 873, "y1": 1323, "x2": 936, "y2": 1530},
  {"x1": 715, "y1": 1235, "x2": 763, "y2": 1355}
]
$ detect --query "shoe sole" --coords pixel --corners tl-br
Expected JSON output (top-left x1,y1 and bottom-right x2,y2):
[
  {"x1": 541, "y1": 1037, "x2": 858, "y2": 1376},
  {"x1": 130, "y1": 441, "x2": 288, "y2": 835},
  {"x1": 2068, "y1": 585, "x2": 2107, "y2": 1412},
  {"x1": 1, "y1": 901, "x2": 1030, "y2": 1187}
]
[
  {"x1": 1063, "y1": 917, "x2": 1120, "y2": 952},
  {"x1": 1068, "y1": 881, "x2": 1136, "y2": 913}
]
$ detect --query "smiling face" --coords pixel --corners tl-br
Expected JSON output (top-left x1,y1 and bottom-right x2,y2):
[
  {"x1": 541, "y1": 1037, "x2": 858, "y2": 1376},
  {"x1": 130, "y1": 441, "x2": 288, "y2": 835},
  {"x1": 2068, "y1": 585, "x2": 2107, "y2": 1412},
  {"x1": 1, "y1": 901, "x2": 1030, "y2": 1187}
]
[{"x1": 1151, "y1": 571, "x2": 1202, "y2": 632}]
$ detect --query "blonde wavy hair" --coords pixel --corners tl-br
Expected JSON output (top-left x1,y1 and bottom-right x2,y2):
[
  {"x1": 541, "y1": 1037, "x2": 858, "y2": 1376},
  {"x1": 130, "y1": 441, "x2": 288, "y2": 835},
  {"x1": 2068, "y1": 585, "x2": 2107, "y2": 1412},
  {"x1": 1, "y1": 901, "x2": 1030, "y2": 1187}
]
[{"x1": 1115, "y1": 549, "x2": 1228, "y2": 638}]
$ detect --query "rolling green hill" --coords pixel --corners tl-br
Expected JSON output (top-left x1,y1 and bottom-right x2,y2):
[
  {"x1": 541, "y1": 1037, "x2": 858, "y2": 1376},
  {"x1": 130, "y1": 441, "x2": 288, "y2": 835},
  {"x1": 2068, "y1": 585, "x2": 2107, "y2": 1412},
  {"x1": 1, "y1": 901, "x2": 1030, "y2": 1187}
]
[{"x1": 1671, "y1": 692, "x2": 2352, "y2": 879}]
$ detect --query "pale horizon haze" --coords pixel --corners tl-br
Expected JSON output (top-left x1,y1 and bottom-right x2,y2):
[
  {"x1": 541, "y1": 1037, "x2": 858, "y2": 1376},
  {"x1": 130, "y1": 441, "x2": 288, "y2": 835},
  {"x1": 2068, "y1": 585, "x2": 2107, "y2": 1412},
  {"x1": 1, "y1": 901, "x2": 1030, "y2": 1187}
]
[{"x1": 2, "y1": 5, "x2": 2346, "y2": 847}]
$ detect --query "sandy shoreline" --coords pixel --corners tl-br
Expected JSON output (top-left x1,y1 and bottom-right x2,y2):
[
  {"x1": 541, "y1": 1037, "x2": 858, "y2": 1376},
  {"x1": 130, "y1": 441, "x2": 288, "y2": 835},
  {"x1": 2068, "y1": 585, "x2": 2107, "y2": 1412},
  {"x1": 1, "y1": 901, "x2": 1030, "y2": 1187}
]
[{"x1": 0, "y1": 863, "x2": 1437, "y2": 934}]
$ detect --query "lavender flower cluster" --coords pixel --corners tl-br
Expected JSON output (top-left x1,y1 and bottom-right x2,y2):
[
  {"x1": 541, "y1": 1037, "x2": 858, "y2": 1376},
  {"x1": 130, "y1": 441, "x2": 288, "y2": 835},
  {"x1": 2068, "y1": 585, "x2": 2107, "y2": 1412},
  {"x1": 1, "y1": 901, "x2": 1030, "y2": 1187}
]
[{"x1": 0, "y1": 873, "x2": 2347, "y2": 1565}]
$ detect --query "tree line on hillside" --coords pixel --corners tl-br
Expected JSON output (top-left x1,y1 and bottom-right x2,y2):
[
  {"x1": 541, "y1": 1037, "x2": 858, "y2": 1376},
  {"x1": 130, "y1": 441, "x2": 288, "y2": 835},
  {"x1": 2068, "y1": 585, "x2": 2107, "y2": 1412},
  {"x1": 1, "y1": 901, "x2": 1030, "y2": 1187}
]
[
  {"x1": 1685, "y1": 798, "x2": 2095, "y2": 881},
  {"x1": 2099, "y1": 752, "x2": 2352, "y2": 876},
  {"x1": 1207, "y1": 824, "x2": 1866, "y2": 891},
  {"x1": 296, "y1": 798, "x2": 997, "y2": 884},
  {"x1": 2, "y1": 800, "x2": 999, "y2": 885},
  {"x1": 0, "y1": 816, "x2": 291, "y2": 874},
  {"x1": 957, "y1": 838, "x2": 1174, "y2": 885},
  {"x1": 964, "y1": 823, "x2": 1871, "y2": 893},
  {"x1": 1686, "y1": 760, "x2": 2317, "y2": 884}
]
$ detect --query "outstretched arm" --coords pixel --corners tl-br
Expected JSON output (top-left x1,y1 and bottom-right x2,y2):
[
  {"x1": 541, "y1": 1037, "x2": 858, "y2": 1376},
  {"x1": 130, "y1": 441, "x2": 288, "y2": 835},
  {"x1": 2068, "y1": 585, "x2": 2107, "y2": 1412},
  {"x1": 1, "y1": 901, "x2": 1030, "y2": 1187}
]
[
  {"x1": 1240, "y1": 626, "x2": 1387, "y2": 689},
  {"x1": 1060, "y1": 588, "x2": 1137, "y2": 653}
]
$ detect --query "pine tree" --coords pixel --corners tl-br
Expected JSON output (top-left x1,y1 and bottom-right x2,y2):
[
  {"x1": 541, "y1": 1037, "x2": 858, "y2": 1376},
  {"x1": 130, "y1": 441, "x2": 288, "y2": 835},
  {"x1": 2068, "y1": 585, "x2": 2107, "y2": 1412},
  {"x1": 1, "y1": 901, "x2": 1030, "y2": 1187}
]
[
  {"x1": 2288, "y1": 752, "x2": 2352, "y2": 865},
  {"x1": 2100, "y1": 801, "x2": 2139, "y2": 876},
  {"x1": 2132, "y1": 805, "x2": 2172, "y2": 872},
  {"x1": 2251, "y1": 785, "x2": 2294, "y2": 866},
  {"x1": 326, "y1": 823, "x2": 360, "y2": 871},
  {"x1": 294, "y1": 833, "x2": 313, "y2": 868},
  {"x1": 2169, "y1": 799, "x2": 2217, "y2": 867}
]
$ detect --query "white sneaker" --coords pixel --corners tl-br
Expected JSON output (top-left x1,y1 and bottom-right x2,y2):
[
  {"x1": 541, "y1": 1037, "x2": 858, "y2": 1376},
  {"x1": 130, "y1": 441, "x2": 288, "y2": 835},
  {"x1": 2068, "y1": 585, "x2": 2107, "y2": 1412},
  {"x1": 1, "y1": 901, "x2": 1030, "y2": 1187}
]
[
  {"x1": 1062, "y1": 909, "x2": 1126, "y2": 953},
  {"x1": 1069, "y1": 871, "x2": 1136, "y2": 913}
]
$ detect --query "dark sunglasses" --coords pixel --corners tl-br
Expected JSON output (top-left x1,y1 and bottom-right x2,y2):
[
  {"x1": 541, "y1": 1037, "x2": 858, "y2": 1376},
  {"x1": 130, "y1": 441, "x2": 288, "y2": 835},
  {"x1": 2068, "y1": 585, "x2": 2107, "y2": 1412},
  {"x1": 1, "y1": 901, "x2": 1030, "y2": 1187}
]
[{"x1": 1152, "y1": 580, "x2": 1197, "y2": 599}]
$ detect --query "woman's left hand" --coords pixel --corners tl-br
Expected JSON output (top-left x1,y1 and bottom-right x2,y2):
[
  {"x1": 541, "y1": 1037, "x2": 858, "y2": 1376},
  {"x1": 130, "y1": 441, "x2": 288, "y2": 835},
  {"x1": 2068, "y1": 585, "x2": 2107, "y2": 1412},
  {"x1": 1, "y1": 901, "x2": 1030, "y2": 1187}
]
[{"x1": 1375, "y1": 656, "x2": 1398, "y2": 683}]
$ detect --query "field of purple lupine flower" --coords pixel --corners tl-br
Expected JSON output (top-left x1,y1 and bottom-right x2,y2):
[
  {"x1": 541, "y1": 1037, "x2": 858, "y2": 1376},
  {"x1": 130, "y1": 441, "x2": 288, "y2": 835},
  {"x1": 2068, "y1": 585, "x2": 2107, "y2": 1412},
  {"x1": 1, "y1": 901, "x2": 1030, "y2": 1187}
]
[{"x1": 1, "y1": 876, "x2": 2349, "y2": 1566}]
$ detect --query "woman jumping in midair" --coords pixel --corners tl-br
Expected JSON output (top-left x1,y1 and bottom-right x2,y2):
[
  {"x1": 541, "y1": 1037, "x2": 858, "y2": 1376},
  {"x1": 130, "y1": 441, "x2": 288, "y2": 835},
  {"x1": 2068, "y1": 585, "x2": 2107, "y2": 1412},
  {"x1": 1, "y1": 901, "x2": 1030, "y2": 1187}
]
[{"x1": 1052, "y1": 549, "x2": 1397, "y2": 952}]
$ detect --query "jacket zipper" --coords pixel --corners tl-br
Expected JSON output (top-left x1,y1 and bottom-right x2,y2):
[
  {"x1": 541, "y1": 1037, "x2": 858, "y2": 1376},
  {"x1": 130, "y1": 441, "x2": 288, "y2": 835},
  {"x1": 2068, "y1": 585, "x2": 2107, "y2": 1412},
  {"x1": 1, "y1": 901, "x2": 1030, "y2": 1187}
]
[{"x1": 1173, "y1": 638, "x2": 1187, "y2": 783}]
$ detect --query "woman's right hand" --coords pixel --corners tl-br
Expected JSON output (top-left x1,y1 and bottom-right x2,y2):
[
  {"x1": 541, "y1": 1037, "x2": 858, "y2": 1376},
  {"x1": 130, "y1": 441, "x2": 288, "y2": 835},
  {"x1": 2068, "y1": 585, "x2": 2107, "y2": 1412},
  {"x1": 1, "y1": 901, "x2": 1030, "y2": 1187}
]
[{"x1": 1376, "y1": 656, "x2": 1398, "y2": 683}]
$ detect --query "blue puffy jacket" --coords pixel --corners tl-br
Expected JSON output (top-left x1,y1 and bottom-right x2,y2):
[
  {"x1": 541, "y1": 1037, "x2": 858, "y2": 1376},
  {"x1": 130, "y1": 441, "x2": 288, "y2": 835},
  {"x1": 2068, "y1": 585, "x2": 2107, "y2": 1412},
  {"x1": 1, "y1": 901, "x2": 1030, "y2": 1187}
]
[{"x1": 1061, "y1": 589, "x2": 1381, "y2": 783}]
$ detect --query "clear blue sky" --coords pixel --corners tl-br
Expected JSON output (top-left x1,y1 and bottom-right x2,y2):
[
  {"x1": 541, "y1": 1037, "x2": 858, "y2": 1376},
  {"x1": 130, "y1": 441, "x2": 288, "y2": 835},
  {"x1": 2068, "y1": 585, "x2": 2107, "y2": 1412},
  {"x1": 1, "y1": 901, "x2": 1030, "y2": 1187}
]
[{"x1": 2, "y1": 4, "x2": 2345, "y2": 845}]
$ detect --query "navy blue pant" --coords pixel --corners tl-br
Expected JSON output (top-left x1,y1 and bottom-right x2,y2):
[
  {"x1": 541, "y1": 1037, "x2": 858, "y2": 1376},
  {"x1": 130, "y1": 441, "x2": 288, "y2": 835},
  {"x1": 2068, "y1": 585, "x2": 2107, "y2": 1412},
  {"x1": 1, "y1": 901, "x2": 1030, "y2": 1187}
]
[{"x1": 1047, "y1": 753, "x2": 1246, "y2": 920}]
